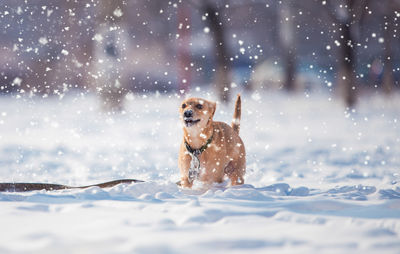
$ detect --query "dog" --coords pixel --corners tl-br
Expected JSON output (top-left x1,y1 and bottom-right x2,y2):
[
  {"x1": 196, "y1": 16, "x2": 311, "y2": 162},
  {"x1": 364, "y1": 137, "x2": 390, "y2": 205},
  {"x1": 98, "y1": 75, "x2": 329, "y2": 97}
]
[{"x1": 178, "y1": 94, "x2": 246, "y2": 188}]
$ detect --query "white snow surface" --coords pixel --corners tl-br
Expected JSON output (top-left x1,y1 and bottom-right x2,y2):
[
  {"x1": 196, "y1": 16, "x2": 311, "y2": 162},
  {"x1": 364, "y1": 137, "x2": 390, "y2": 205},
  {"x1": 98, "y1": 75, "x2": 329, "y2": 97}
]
[{"x1": 0, "y1": 92, "x2": 400, "y2": 254}]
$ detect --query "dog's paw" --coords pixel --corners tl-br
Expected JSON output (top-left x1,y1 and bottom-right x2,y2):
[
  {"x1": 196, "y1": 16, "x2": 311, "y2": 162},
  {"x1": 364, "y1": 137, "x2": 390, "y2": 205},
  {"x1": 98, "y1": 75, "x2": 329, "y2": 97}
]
[{"x1": 179, "y1": 178, "x2": 193, "y2": 188}]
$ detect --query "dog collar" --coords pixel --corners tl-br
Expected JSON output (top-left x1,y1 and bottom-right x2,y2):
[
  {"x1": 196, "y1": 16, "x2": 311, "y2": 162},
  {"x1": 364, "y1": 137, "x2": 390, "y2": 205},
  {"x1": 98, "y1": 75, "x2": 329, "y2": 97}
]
[{"x1": 184, "y1": 132, "x2": 214, "y2": 156}]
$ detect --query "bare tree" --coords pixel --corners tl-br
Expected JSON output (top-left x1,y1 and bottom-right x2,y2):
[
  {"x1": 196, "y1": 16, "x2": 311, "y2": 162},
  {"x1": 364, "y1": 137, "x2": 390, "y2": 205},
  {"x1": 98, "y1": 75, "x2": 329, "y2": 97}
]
[
  {"x1": 324, "y1": 0, "x2": 369, "y2": 108},
  {"x1": 92, "y1": 0, "x2": 129, "y2": 112},
  {"x1": 382, "y1": 0, "x2": 396, "y2": 95},
  {"x1": 279, "y1": 0, "x2": 297, "y2": 92},
  {"x1": 177, "y1": 2, "x2": 192, "y2": 94},
  {"x1": 202, "y1": 2, "x2": 231, "y2": 102}
]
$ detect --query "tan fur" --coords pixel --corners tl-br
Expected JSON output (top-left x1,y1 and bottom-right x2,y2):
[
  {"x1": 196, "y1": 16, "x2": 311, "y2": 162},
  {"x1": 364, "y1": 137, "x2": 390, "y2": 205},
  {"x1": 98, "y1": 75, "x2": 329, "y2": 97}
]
[
  {"x1": 232, "y1": 94, "x2": 241, "y2": 133},
  {"x1": 178, "y1": 94, "x2": 246, "y2": 188}
]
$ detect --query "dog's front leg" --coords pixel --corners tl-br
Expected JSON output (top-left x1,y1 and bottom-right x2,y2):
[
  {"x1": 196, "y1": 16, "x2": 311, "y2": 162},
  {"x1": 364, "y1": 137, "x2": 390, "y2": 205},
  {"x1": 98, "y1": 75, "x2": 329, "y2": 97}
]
[
  {"x1": 180, "y1": 163, "x2": 193, "y2": 188},
  {"x1": 179, "y1": 153, "x2": 194, "y2": 188}
]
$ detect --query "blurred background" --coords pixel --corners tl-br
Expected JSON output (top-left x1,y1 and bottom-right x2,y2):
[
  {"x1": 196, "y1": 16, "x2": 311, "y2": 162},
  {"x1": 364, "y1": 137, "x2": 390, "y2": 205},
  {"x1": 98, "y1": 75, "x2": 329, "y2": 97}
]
[{"x1": 0, "y1": 0, "x2": 399, "y2": 110}]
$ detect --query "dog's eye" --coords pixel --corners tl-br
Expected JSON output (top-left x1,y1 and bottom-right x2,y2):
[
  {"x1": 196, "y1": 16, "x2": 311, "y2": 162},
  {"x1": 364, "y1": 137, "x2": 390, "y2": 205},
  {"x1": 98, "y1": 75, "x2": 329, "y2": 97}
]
[
  {"x1": 196, "y1": 104, "x2": 203, "y2": 109},
  {"x1": 182, "y1": 103, "x2": 186, "y2": 109}
]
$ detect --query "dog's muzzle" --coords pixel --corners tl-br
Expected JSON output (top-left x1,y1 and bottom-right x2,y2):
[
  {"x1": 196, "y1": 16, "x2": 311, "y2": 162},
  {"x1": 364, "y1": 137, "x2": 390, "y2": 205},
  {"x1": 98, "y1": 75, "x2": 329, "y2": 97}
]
[{"x1": 183, "y1": 117, "x2": 200, "y2": 127}]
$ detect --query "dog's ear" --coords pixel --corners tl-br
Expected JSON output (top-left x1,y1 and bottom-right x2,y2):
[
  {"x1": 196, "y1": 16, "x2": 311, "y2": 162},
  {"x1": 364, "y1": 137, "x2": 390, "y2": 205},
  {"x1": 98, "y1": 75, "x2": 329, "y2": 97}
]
[{"x1": 209, "y1": 101, "x2": 216, "y2": 118}]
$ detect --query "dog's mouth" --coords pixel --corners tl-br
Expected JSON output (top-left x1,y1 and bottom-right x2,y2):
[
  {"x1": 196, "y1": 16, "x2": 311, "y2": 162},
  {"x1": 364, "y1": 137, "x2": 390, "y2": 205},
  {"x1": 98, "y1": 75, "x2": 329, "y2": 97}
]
[{"x1": 184, "y1": 118, "x2": 200, "y2": 127}]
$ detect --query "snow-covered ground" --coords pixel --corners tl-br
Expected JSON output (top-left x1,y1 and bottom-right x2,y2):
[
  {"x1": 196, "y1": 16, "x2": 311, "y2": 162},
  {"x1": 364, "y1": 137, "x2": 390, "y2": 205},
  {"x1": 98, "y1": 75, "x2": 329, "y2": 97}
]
[{"x1": 0, "y1": 91, "x2": 399, "y2": 254}]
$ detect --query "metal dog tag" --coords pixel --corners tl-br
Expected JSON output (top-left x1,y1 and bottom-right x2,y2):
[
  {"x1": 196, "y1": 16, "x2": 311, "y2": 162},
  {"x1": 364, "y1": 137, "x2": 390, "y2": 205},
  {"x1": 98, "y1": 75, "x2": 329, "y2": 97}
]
[{"x1": 188, "y1": 152, "x2": 201, "y2": 183}]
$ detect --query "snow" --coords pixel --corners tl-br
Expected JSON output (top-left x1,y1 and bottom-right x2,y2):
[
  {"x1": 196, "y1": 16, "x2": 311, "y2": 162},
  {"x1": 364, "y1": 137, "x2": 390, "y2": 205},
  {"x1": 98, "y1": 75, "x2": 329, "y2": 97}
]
[{"x1": 0, "y1": 91, "x2": 400, "y2": 254}]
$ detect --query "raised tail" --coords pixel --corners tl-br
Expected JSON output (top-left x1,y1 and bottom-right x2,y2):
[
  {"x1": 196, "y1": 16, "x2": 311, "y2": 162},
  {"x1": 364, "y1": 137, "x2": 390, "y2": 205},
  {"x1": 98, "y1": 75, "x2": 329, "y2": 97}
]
[{"x1": 231, "y1": 94, "x2": 241, "y2": 133}]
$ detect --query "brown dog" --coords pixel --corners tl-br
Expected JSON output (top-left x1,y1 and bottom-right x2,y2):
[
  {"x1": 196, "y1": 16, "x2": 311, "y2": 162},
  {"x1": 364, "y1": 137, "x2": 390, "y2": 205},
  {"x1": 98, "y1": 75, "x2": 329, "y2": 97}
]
[{"x1": 178, "y1": 94, "x2": 246, "y2": 188}]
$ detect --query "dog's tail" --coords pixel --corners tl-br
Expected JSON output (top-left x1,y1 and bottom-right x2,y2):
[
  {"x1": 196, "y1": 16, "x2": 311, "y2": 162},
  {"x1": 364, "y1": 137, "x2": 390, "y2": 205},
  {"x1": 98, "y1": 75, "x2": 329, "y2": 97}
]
[{"x1": 232, "y1": 94, "x2": 241, "y2": 133}]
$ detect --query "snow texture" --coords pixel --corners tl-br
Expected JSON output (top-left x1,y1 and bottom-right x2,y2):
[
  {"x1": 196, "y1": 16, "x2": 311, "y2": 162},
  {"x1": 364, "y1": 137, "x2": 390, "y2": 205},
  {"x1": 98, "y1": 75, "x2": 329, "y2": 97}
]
[{"x1": 0, "y1": 92, "x2": 399, "y2": 254}]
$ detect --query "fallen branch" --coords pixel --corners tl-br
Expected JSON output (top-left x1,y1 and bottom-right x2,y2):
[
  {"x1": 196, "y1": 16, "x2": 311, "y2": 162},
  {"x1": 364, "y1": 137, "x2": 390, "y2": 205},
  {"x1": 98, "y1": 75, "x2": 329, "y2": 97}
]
[{"x1": 0, "y1": 179, "x2": 144, "y2": 192}]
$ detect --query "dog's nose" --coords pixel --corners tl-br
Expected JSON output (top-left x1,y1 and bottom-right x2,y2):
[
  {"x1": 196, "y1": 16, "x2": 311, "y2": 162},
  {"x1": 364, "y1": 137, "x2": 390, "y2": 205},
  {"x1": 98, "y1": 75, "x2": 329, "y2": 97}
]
[{"x1": 184, "y1": 110, "x2": 193, "y2": 118}]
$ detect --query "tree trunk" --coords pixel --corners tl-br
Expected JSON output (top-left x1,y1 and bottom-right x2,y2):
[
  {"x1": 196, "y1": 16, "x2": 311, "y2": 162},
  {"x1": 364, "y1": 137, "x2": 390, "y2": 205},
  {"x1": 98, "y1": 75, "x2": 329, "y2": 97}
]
[
  {"x1": 382, "y1": 5, "x2": 394, "y2": 95},
  {"x1": 284, "y1": 49, "x2": 296, "y2": 91},
  {"x1": 339, "y1": 23, "x2": 357, "y2": 108},
  {"x1": 204, "y1": 4, "x2": 231, "y2": 103},
  {"x1": 94, "y1": 0, "x2": 128, "y2": 112},
  {"x1": 177, "y1": 3, "x2": 191, "y2": 94},
  {"x1": 280, "y1": 0, "x2": 296, "y2": 92}
]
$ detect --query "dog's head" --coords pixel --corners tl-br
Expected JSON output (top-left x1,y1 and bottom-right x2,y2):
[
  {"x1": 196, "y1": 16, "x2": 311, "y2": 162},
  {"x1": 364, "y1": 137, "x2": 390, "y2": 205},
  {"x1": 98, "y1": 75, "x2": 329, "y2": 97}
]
[{"x1": 179, "y1": 97, "x2": 216, "y2": 129}]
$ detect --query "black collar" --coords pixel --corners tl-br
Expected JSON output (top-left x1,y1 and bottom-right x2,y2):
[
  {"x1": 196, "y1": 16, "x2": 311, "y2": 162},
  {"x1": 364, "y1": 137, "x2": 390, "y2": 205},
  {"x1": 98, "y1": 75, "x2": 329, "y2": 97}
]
[{"x1": 184, "y1": 132, "x2": 214, "y2": 156}]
